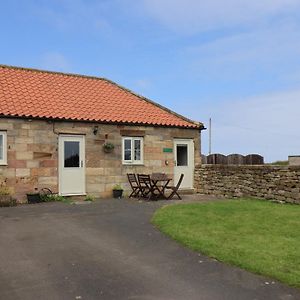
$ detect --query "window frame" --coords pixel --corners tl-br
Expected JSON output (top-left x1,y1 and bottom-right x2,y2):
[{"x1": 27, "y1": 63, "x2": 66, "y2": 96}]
[
  {"x1": 122, "y1": 136, "x2": 144, "y2": 165},
  {"x1": 0, "y1": 131, "x2": 7, "y2": 165}
]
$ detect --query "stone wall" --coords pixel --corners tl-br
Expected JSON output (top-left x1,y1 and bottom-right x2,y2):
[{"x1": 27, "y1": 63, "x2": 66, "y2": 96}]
[
  {"x1": 195, "y1": 165, "x2": 300, "y2": 204},
  {"x1": 0, "y1": 117, "x2": 200, "y2": 201},
  {"x1": 289, "y1": 156, "x2": 300, "y2": 166}
]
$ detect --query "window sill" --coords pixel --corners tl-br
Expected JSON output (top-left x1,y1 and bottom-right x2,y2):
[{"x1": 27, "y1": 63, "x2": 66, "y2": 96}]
[{"x1": 122, "y1": 163, "x2": 144, "y2": 166}]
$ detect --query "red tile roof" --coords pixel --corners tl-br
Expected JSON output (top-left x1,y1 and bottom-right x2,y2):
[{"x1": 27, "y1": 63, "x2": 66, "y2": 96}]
[{"x1": 0, "y1": 65, "x2": 202, "y2": 129}]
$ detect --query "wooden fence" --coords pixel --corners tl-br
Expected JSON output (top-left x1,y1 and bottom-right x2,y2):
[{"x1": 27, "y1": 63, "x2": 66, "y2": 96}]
[{"x1": 201, "y1": 154, "x2": 264, "y2": 165}]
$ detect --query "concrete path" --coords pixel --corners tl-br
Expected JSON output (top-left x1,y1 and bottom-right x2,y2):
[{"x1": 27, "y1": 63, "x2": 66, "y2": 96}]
[{"x1": 0, "y1": 198, "x2": 299, "y2": 300}]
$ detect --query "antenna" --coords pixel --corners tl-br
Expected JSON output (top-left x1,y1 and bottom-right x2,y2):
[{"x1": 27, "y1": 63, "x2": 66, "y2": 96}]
[{"x1": 209, "y1": 117, "x2": 212, "y2": 155}]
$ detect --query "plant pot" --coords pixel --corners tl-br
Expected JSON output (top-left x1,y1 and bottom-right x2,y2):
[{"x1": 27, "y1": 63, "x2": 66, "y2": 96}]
[
  {"x1": 103, "y1": 147, "x2": 114, "y2": 153},
  {"x1": 27, "y1": 193, "x2": 41, "y2": 204},
  {"x1": 113, "y1": 189, "x2": 123, "y2": 198},
  {"x1": 103, "y1": 143, "x2": 115, "y2": 153},
  {"x1": 0, "y1": 195, "x2": 12, "y2": 207}
]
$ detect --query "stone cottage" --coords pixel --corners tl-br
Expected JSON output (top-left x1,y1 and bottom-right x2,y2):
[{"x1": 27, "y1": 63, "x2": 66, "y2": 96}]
[{"x1": 0, "y1": 65, "x2": 204, "y2": 201}]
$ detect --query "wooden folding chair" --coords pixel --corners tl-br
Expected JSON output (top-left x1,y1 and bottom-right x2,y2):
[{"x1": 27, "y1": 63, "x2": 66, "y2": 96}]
[
  {"x1": 127, "y1": 174, "x2": 140, "y2": 198},
  {"x1": 165, "y1": 174, "x2": 184, "y2": 200},
  {"x1": 137, "y1": 174, "x2": 153, "y2": 198}
]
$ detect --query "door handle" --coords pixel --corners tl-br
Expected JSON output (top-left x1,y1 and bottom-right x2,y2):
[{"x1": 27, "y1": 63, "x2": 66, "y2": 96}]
[{"x1": 81, "y1": 161, "x2": 83, "y2": 167}]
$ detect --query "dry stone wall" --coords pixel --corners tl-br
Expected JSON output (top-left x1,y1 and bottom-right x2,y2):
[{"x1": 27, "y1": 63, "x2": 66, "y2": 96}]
[{"x1": 195, "y1": 165, "x2": 300, "y2": 204}]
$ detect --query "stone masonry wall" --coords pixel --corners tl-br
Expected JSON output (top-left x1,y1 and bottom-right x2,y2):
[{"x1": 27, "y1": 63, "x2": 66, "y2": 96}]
[
  {"x1": 195, "y1": 165, "x2": 300, "y2": 204},
  {"x1": 0, "y1": 117, "x2": 200, "y2": 201}
]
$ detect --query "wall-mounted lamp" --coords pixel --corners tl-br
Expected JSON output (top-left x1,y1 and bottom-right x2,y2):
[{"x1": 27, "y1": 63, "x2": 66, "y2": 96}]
[{"x1": 93, "y1": 126, "x2": 99, "y2": 135}]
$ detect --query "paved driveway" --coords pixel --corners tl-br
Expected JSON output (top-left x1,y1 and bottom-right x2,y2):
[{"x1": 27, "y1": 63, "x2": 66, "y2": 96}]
[{"x1": 0, "y1": 199, "x2": 299, "y2": 300}]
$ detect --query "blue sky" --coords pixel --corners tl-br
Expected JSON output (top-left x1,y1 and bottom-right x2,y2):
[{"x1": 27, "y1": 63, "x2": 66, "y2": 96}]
[{"x1": 1, "y1": 0, "x2": 300, "y2": 162}]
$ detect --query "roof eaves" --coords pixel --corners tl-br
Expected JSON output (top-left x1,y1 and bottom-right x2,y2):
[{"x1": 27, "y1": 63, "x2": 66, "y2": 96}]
[{"x1": 0, "y1": 114, "x2": 199, "y2": 129}]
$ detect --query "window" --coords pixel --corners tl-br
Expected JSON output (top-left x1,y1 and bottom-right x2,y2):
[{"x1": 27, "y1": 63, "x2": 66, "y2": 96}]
[
  {"x1": 176, "y1": 144, "x2": 188, "y2": 166},
  {"x1": 64, "y1": 141, "x2": 80, "y2": 168},
  {"x1": 122, "y1": 137, "x2": 143, "y2": 165},
  {"x1": 0, "y1": 131, "x2": 7, "y2": 165}
]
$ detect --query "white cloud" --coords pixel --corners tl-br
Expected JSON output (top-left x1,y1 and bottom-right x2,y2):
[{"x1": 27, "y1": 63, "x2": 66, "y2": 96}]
[
  {"x1": 134, "y1": 79, "x2": 152, "y2": 91},
  {"x1": 194, "y1": 89, "x2": 300, "y2": 162},
  {"x1": 39, "y1": 52, "x2": 71, "y2": 72},
  {"x1": 141, "y1": 0, "x2": 300, "y2": 33},
  {"x1": 33, "y1": 0, "x2": 113, "y2": 33},
  {"x1": 184, "y1": 20, "x2": 300, "y2": 82}
]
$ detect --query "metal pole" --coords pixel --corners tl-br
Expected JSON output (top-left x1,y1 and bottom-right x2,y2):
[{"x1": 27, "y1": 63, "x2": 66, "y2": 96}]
[{"x1": 209, "y1": 117, "x2": 212, "y2": 155}]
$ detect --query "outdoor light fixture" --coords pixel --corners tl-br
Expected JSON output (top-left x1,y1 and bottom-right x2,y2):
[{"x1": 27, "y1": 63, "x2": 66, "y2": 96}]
[{"x1": 93, "y1": 126, "x2": 99, "y2": 135}]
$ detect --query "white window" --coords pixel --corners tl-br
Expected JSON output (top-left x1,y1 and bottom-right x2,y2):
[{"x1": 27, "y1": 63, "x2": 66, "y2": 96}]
[
  {"x1": 122, "y1": 137, "x2": 143, "y2": 165},
  {"x1": 0, "y1": 131, "x2": 7, "y2": 165}
]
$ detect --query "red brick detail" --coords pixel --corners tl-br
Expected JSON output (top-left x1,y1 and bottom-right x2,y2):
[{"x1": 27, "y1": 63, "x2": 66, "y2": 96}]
[
  {"x1": 40, "y1": 160, "x2": 57, "y2": 168},
  {"x1": 9, "y1": 160, "x2": 27, "y2": 168}
]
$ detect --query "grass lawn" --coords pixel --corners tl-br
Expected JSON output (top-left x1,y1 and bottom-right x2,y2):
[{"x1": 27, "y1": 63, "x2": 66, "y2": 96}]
[{"x1": 152, "y1": 199, "x2": 300, "y2": 288}]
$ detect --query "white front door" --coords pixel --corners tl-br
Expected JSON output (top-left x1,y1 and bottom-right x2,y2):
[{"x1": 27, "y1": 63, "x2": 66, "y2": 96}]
[
  {"x1": 174, "y1": 139, "x2": 194, "y2": 189},
  {"x1": 59, "y1": 135, "x2": 85, "y2": 196}
]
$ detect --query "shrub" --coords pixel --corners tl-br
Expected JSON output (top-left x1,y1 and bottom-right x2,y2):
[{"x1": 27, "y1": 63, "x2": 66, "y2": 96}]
[
  {"x1": 0, "y1": 197, "x2": 17, "y2": 207},
  {"x1": 0, "y1": 186, "x2": 16, "y2": 207},
  {"x1": 0, "y1": 186, "x2": 11, "y2": 196},
  {"x1": 269, "y1": 160, "x2": 289, "y2": 166},
  {"x1": 41, "y1": 194, "x2": 67, "y2": 202},
  {"x1": 112, "y1": 184, "x2": 123, "y2": 191},
  {"x1": 85, "y1": 195, "x2": 95, "y2": 202}
]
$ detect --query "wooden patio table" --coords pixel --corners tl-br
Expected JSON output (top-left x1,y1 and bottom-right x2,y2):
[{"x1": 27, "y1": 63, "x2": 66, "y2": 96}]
[{"x1": 150, "y1": 173, "x2": 172, "y2": 200}]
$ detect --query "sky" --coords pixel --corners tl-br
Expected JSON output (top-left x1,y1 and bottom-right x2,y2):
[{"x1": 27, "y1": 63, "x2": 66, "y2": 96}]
[{"x1": 1, "y1": 0, "x2": 300, "y2": 162}]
